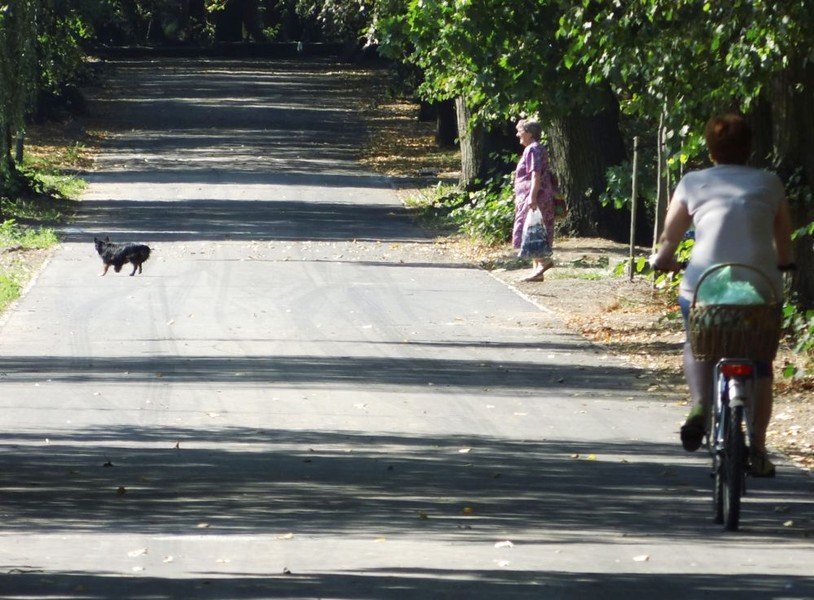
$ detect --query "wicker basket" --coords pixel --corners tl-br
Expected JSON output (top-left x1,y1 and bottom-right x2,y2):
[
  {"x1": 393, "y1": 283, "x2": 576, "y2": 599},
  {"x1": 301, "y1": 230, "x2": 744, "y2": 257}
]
[{"x1": 689, "y1": 303, "x2": 782, "y2": 362}]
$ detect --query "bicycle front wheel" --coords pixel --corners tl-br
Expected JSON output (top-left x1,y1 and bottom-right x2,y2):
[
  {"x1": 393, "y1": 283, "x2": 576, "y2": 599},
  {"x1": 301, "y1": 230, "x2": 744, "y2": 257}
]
[{"x1": 723, "y1": 405, "x2": 745, "y2": 531}]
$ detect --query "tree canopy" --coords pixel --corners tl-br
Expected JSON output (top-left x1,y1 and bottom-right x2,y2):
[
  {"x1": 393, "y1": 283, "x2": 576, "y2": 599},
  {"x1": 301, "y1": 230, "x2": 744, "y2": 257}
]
[{"x1": 1, "y1": 0, "x2": 813, "y2": 303}]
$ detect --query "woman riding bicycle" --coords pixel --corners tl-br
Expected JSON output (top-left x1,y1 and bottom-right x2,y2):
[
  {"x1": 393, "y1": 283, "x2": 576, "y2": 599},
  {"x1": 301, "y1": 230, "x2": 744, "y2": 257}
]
[{"x1": 652, "y1": 113, "x2": 795, "y2": 477}]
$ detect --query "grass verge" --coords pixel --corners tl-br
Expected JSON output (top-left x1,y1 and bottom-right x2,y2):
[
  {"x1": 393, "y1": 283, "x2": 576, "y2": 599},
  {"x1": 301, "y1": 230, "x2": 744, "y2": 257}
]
[{"x1": 0, "y1": 120, "x2": 95, "y2": 314}]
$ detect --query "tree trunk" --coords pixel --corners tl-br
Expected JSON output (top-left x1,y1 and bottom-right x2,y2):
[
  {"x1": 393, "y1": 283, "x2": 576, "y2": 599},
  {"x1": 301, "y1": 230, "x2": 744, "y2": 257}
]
[
  {"x1": 216, "y1": 0, "x2": 245, "y2": 42},
  {"x1": 435, "y1": 100, "x2": 457, "y2": 148},
  {"x1": 15, "y1": 132, "x2": 24, "y2": 164},
  {"x1": 241, "y1": 0, "x2": 266, "y2": 42},
  {"x1": 455, "y1": 96, "x2": 485, "y2": 190},
  {"x1": 546, "y1": 91, "x2": 627, "y2": 238},
  {"x1": 752, "y1": 60, "x2": 814, "y2": 307}
]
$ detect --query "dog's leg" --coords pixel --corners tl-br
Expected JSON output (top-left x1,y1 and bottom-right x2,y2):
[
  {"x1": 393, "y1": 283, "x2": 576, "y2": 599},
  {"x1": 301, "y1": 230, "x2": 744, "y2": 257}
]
[
  {"x1": 138, "y1": 263, "x2": 143, "y2": 274},
  {"x1": 101, "y1": 264, "x2": 110, "y2": 276},
  {"x1": 130, "y1": 263, "x2": 137, "y2": 276}
]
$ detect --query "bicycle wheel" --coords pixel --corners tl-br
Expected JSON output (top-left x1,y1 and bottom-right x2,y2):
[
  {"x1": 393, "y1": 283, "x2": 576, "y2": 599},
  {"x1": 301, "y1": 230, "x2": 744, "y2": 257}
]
[
  {"x1": 713, "y1": 454, "x2": 724, "y2": 524},
  {"x1": 712, "y1": 406, "x2": 725, "y2": 524},
  {"x1": 722, "y1": 405, "x2": 745, "y2": 531}
]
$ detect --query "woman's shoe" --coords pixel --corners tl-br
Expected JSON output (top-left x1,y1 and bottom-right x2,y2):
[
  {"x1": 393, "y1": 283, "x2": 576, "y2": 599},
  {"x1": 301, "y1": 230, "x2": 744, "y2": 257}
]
[
  {"x1": 680, "y1": 413, "x2": 705, "y2": 452},
  {"x1": 522, "y1": 271, "x2": 545, "y2": 282},
  {"x1": 749, "y1": 449, "x2": 776, "y2": 478}
]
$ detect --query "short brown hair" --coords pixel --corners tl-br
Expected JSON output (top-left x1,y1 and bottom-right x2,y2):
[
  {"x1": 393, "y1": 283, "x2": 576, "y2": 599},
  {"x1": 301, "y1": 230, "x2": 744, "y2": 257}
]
[{"x1": 704, "y1": 113, "x2": 752, "y2": 165}]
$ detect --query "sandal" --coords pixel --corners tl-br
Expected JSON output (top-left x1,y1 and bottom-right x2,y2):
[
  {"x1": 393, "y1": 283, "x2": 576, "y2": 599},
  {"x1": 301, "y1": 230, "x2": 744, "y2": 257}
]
[{"x1": 680, "y1": 413, "x2": 706, "y2": 452}]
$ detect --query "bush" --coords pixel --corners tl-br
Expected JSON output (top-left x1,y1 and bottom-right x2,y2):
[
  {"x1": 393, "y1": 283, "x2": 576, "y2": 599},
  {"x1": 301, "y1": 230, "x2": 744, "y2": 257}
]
[
  {"x1": 408, "y1": 174, "x2": 515, "y2": 246},
  {"x1": 782, "y1": 302, "x2": 814, "y2": 377}
]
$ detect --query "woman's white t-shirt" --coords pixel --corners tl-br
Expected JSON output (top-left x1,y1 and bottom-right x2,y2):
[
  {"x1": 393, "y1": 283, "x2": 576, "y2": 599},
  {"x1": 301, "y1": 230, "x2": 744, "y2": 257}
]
[{"x1": 674, "y1": 164, "x2": 785, "y2": 301}]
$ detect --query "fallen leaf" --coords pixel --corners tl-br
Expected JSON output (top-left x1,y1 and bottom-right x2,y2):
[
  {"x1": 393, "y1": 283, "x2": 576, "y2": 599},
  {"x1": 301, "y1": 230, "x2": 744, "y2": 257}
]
[
  {"x1": 116, "y1": 486, "x2": 127, "y2": 495},
  {"x1": 587, "y1": 454, "x2": 597, "y2": 461},
  {"x1": 128, "y1": 548, "x2": 148, "y2": 557},
  {"x1": 196, "y1": 522, "x2": 210, "y2": 529},
  {"x1": 633, "y1": 554, "x2": 650, "y2": 562},
  {"x1": 163, "y1": 556, "x2": 174, "y2": 563},
  {"x1": 418, "y1": 511, "x2": 429, "y2": 519},
  {"x1": 495, "y1": 560, "x2": 511, "y2": 567},
  {"x1": 494, "y1": 540, "x2": 514, "y2": 548},
  {"x1": 784, "y1": 520, "x2": 794, "y2": 527},
  {"x1": 277, "y1": 532, "x2": 294, "y2": 540},
  {"x1": 462, "y1": 506, "x2": 474, "y2": 515},
  {"x1": 132, "y1": 566, "x2": 144, "y2": 572},
  {"x1": 458, "y1": 448, "x2": 472, "y2": 454}
]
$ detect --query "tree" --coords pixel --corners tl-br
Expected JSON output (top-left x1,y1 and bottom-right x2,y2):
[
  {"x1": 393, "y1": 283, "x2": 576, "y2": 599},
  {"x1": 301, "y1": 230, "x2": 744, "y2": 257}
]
[
  {"x1": 0, "y1": 1, "x2": 38, "y2": 184},
  {"x1": 374, "y1": 0, "x2": 628, "y2": 235},
  {"x1": 557, "y1": 0, "x2": 814, "y2": 305}
]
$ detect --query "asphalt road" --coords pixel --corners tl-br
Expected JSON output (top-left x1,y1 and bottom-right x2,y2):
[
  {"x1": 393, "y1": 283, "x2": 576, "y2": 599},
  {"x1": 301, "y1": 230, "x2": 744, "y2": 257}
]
[{"x1": 0, "y1": 58, "x2": 812, "y2": 599}]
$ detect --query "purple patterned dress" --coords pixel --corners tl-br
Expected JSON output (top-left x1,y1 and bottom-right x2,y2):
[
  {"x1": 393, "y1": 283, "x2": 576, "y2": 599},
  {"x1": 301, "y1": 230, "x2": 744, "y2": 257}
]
[{"x1": 513, "y1": 141, "x2": 555, "y2": 250}]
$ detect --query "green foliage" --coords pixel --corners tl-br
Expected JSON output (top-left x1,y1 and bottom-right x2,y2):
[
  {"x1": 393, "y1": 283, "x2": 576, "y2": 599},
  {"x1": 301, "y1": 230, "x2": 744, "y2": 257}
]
[
  {"x1": 781, "y1": 302, "x2": 814, "y2": 378},
  {"x1": 408, "y1": 174, "x2": 515, "y2": 245},
  {"x1": 37, "y1": 1, "x2": 92, "y2": 96},
  {"x1": 375, "y1": 0, "x2": 598, "y2": 127},
  {"x1": 0, "y1": 218, "x2": 58, "y2": 249},
  {"x1": 296, "y1": 0, "x2": 375, "y2": 41},
  {"x1": 557, "y1": 1, "x2": 814, "y2": 133},
  {"x1": 449, "y1": 174, "x2": 515, "y2": 245},
  {"x1": 0, "y1": 272, "x2": 22, "y2": 312},
  {"x1": 616, "y1": 237, "x2": 694, "y2": 294}
]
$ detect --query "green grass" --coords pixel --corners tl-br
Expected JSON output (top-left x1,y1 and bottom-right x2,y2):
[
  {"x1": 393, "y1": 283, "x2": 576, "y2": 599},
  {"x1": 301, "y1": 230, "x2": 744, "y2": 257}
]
[
  {"x1": 0, "y1": 273, "x2": 22, "y2": 313},
  {"x1": 0, "y1": 219, "x2": 59, "y2": 249},
  {"x1": 0, "y1": 219, "x2": 59, "y2": 312}
]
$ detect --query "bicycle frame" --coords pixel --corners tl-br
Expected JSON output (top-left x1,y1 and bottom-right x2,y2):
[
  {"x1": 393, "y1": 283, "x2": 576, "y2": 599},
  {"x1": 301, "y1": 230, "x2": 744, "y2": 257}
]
[{"x1": 711, "y1": 359, "x2": 756, "y2": 450}]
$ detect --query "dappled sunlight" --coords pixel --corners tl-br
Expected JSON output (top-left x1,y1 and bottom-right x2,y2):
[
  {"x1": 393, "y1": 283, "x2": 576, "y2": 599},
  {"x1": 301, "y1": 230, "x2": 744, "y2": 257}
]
[{"x1": 0, "y1": 425, "x2": 810, "y2": 544}]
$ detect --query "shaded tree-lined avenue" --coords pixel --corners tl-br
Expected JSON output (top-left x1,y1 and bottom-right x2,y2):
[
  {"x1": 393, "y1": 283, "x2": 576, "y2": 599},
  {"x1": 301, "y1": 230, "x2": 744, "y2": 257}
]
[{"x1": 0, "y1": 59, "x2": 812, "y2": 599}]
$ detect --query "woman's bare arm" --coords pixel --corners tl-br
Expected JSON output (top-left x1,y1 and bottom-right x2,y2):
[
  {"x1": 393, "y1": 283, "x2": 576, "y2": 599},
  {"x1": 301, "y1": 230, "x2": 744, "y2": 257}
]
[
  {"x1": 528, "y1": 170, "x2": 541, "y2": 210},
  {"x1": 653, "y1": 197, "x2": 692, "y2": 270}
]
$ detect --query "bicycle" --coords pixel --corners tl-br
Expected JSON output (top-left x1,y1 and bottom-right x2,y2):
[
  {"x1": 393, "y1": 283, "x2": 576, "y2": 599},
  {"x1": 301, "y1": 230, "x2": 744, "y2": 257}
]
[{"x1": 688, "y1": 263, "x2": 783, "y2": 531}]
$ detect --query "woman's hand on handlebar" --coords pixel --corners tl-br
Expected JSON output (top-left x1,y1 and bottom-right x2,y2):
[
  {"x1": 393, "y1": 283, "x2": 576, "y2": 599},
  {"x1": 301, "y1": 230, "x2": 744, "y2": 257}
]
[{"x1": 649, "y1": 253, "x2": 687, "y2": 272}]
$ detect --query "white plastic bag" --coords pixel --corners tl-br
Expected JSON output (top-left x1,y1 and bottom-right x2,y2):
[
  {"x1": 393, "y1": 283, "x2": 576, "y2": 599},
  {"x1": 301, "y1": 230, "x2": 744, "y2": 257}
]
[{"x1": 518, "y1": 208, "x2": 551, "y2": 259}]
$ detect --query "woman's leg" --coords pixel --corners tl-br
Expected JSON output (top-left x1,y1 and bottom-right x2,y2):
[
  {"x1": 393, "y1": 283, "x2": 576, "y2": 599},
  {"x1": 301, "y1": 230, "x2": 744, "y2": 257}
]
[
  {"x1": 683, "y1": 340, "x2": 713, "y2": 416},
  {"x1": 678, "y1": 296, "x2": 713, "y2": 451},
  {"x1": 752, "y1": 375, "x2": 773, "y2": 452}
]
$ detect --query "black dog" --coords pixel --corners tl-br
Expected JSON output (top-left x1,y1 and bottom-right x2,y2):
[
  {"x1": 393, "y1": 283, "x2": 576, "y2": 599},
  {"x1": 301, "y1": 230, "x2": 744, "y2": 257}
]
[{"x1": 94, "y1": 236, "x2": 151, "y2": 276}]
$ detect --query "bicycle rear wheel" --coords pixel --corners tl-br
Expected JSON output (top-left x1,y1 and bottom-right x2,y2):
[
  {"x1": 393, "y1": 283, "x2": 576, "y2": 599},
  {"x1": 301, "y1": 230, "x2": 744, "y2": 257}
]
[
  {"x1": 723, "y1": 405, "x2": 745, "y2": 531},
  {"x1": 712, "y1": 404, "x2": 725, "y2": 524},
  {"x1": 713, "y1": 453, "x2": 724, "y2": 524}
]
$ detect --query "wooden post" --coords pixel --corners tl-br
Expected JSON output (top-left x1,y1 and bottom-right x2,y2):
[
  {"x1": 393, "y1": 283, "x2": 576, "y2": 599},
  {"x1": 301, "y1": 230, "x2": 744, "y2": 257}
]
[
  {"x1": 652, "y1": 114, "x2": 666, "y2": 253},
  {"x1": 628, "y1": 136, "x2": 639, "y2": 281}
]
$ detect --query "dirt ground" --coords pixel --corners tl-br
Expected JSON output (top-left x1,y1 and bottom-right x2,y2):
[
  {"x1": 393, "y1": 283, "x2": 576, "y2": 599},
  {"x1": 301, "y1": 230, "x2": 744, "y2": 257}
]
[{"x1": 8, "y1": 61, "x2": 812, "y2": 475}]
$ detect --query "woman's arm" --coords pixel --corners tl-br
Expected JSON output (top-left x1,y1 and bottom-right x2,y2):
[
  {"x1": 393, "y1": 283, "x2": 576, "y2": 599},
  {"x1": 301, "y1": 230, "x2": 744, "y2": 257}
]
[
  {"x1": 652, "y1": 197, "x2": 693, "y2": 270},
  {"x1": 774, "y1": 196, "x2": 794, "y2": 266},
  {"x1": 528, "y1": 170, "x2": 541, "y2": 210}
]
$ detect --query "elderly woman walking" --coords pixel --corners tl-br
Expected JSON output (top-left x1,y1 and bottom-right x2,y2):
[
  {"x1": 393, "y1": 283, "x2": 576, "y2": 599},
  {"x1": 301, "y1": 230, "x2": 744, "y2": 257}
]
[{"x1": 513, "y1": 118, "x2": 556, "y2": 282}]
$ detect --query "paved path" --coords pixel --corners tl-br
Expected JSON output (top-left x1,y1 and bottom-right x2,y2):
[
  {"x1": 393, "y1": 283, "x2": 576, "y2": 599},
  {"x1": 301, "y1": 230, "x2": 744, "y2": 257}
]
[{"x1": 0, "y1": 58, "x2": 812, "y2": 599}]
